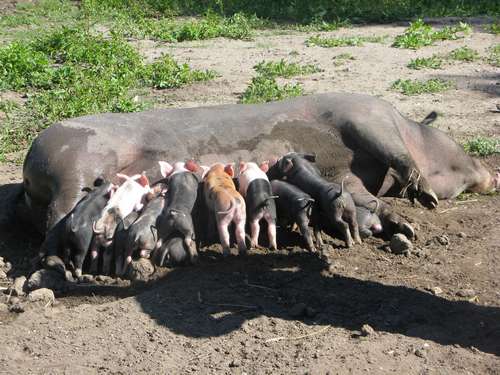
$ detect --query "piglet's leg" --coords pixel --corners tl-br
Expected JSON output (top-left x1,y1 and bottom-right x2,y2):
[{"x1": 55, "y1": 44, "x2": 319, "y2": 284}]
[
  {"x1": 102, "y1": 245, "x2": 113, "y2": 275},
  {"x1": 216, "y1": 217, "x2": 232, "y2": 257},
  {"x1": 332, "y1": 209, "x2": 354, "y2": 248},
  {"x1": 249, "y1": 219, "x2": 260, "y2": 248},
  {"x1": 235, "y1": 220, "x2": 247, "y2": 255},
  {"x1": 265, "y1": 212, "x2": 277, "y2": 250},
  {"x1": 297, "y1": 214, "x2": 316, "y2": 253}
]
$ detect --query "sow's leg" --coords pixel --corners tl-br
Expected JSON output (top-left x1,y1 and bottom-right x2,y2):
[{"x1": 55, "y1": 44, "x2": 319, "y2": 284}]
[
  {"x1": 342, "y1": 175, "x2": 415, "y2": 239},
  {"x1": 346, "y1": 120, "x2": 438, "y2": 209}
]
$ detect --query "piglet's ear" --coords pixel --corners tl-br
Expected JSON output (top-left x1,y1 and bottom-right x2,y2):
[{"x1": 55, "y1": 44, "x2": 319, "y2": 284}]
[
  {"x1": 224, "y1": 163, "x2": 235, "y2": 177},
  {"x1": 259, "y1": 161, "x2": 269, "y2": 173},
  {"x1": 185, "y1": 159, "x2": 199, "y2": 173},
  {"x1": 158, "y1": 161, "x2": 173, "y2": 178},
  {"x1": 283, "y1": 158, "x2": 294, "y2": 174},
  {"x1": 239, "y1": 161, "x2": 247, "y2": 174},
  {"x1": 138, "y1": 173, "x2": 150, "y2": 187}
]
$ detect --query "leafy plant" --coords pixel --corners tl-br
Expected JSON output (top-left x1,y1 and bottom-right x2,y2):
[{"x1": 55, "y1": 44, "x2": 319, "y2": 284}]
[
  {"x1": 407, "y1": 56, "x2": 443, "y2": 69},
  {"x1": 393, "y1": 19, "x2": 471, "y2": 49},
  {"x1": 143, "y1": 54, "x2": 217, "y2": 89},
  {"x1": 391, "y1": 78, "x2": 453, "y2": 95},
  {"x1": 306, "y1": 34, "x2": 386, "y2": 47},
  {"x1": 486, "y1": 22, "x2": 500, "y2": 34},
  {"x1": 332, "y1": 52, "x2": 356, "y2": 65},
  {"x1": 240, "y1": 76, "x2": 303, "y2": 104},
  {"x1": 463, "y1": 137, "x2": 499, "y2": 156},
  {"x1": 486, "y1": 44, "x2": 500, "y2": 67},
  {"x1": 448, "y1": 46, "x2": 479, "y2": 61},
  {"x1": 254, "y1": 59, "x2": 321, "y2": 78}
]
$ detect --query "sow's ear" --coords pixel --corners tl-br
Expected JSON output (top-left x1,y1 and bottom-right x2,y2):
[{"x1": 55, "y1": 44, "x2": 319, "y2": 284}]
[
  {"x1": 224, "y1": 163, "x2": 235, "y2": 177},
  {"x1": 158, "y1": 161, "x2": 173, "y2": 178},
  {"x1": 420, "y1": 111, "x2": 438, "y2": 126}
]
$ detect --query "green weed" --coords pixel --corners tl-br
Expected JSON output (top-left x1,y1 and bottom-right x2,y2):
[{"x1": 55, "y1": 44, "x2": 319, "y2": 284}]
[
  {"x1": 393, "y1": 19, "x2": 471, "y2": 49},
  {"x1": 306, "y1": 34, "x2": 386, "y2": 48},
  {"x1": 0, "y1": 27, "x2": 217, "y2": 158},
  {"x1": 254, "y1": 59, "x2": 321, "y2": 78},
  {"x1": 407, "y1": 56, "x2": 443, "y2": 69},
  {"x1": 144, "y1": 54, "x2": 217, "y2": 89},
  {"x1": 486, "y1": 22, "x2": 500, "y2": 34},
  {"x1": 391, "y1": 78, "x2": 453, "y2": 95},
  {"x1": 463, "y1": 137, "x2": 499, "y2": 156},
  {"x1": 486, "y1": 44, "x2": 500, "y2": 67},
  {"x1": 332, "y1": 53, "x2": 355, "y2": 65},
  {"x1": 240, "y1": 76, "x2": 303, "y2": 104},
  {"x1": 448, "y1": 46, "x2": 479, "y2": 61}
]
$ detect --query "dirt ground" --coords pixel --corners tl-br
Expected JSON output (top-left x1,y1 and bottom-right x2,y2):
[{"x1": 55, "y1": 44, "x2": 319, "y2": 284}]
[{"x1": 1, "y1": 18, "x2": 500, "y2": 374}]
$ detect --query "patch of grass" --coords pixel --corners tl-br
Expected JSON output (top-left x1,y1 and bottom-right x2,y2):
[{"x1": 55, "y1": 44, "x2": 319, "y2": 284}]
[
  {"x1": 0, "y1": 42, "x2": 54, "y2": 90},
  {"x1": 112, "y1": 12, "x2": 255, "y2": 42},
  {"x1": 332, "y1": 52, "x2": 355, "y2": 65},
  {"x1": 254, "y1": 59, "x2": 321, "y2": 78},
  {"x1": 486, "y1": 44, "x2": 500, "y2": 67},
  {"x1": 143, "y1": 54, "x2": 217, "y2": 89},
  {"x1": 0, "y1": 0, "x2": 78, "y2": 27},
  {"x1": 391, "y1": 78, "x2": 453, "y2": 95},
  {"x1": 463, "y1": 137, "x2": 499, "y2": 156},
  {"x1": 486, "y1": 22, "x2": 500, "y2": 34},
  {"x1": 306, "y1": 34, "x2": 386, "y2": 48},
  {"x1": 448, "y1": 46, "x2": 479, "y2": 61},
  {"x1": 240, "y1": 76, "x2": 303, "y2": 104},
  {"x1": 393, "y1": 19, "x2": 471, "y2": 49},
  {"x1": 0, "y1": 27, "x2": 217, "y2": 158},
  {"x1": 407, "y1": 56, "x2": 443, "y2": 69}
]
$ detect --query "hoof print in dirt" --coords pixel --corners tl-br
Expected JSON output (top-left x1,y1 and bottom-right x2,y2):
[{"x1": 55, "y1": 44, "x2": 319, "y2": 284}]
[
  {"x1": 126, "y1": 258, "x2": 155, "y2": 283},
  {"x1": 27, "y1": 269, "x2": 67, "y2": 292},
  {"x1": 389, "y1": 233, "x2": 413, "y2": 255},
  {"x1": 28, "y1": 288, "x2": 55, "y2": 305}
]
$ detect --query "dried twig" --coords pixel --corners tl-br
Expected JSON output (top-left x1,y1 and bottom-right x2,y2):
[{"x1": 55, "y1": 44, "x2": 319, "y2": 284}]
[
  {"x1": 265, "y1": 326, "x2": 330, "y2": 343},
  {"x1": 439, "y1": 207, "x2": 458, "y2": 214},
  {"x1": 244, "y1": 281, "x2": 278, "y2": 292},
  {"x1": 455, "y1": 199, "x2": 478, "y2": 204}
]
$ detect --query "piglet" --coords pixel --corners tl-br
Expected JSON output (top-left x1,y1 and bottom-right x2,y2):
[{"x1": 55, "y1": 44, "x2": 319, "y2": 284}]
[
  {"x1": 113, "y1": 211, "x2": 139, "y2": 276},
  {"x1": 270, "y1": 179, "x2": 318, "y2": 252},
  {"x1": 155, "y1": 236, "x2": 190, "y2": 266},
  {"x1": 40, "y1": 177, "x2": 115, "y2": 278},
  {"x1": 91, "y1": 172, "x2": 150, "y2": 274},
  {"x1": 356, "y1": 201, "x2": 383, "y2": 239},
  {"x1": 203, "y1": 163, "x2": 247, "y2": 256},
  {"x1": 155, "y1": 161, "x2": 200, "y2": 264},
  {"x1": 237, "y1": 161, "x2": 278, "y2": 249},
  {"x1": 119, "y1": 193, "x2": 165, "y2": 276}
]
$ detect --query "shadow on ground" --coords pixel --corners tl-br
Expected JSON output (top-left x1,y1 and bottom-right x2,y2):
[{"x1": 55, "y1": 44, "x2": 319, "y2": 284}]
[{"x1": 133, "y1": 250, "x2": 500, "y2": 356}]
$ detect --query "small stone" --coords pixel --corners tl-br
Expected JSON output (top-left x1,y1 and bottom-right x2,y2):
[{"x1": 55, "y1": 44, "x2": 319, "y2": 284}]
[
  {"x1": 457, "y1": 232, "x2": 467, "y2": 238},
  {"x1": 3, "y1": 262, "x2": 12, "y2": 272},
  {"x1": 8, "y1": 296, "x2": 20, "y2": 305},
  {"x1": 0, "y1": 257, "x2": 4, "y2": 267},
  {"x1": 456, "y1": 289, "x2": 475, "y2": 298},
  {"x1": 361, "y1": 324, "x2": 375, "y2": 336},
  {"x1": 436, "y1": 235, "x2": 450, "y2": 246},
  {"x1": 8, "y1": 276, "x2": 27, "y2": 296},
  {"x1": 28, "y1": 288, "x2": 55, "y2": 305},
  {"x1": 289, "y1": 303, "x2": 307, "y2": 318},
  {"x1": 9, "y1": 303, "x2": 25, "y2": 313},
  {"x1": 389, "y1": 234, "x2": 413, "y2": 254},
  {"x1": 27, "y1": 269, "x2": 66, "y2": 291},
  {"x1": 229, "y1": 359, "x2": 241, "y2": 368},
  {"x1": 0, "y1": 303, "x2": 8, "y2": 313},
  {"x1": 430, "y1": 286, "x2": 443, "y2": 295},
  {"x1": 0, "y1": 269, "x2": 7, "y2": 279},
  {"x1": 305, "y1": 306, "x2": 317, "y2": 318},
  {"x1": 95, "y1": 275, "x2": 113, "y2": 284},
  {"x1": 414, "y1": 349, "x2": 426, "y2": 358}
]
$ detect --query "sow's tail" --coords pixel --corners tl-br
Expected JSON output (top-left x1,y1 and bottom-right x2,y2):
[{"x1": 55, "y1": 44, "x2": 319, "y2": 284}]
[{"x1": 0, "y1": 182, "x2": 25, "y2": 228}]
